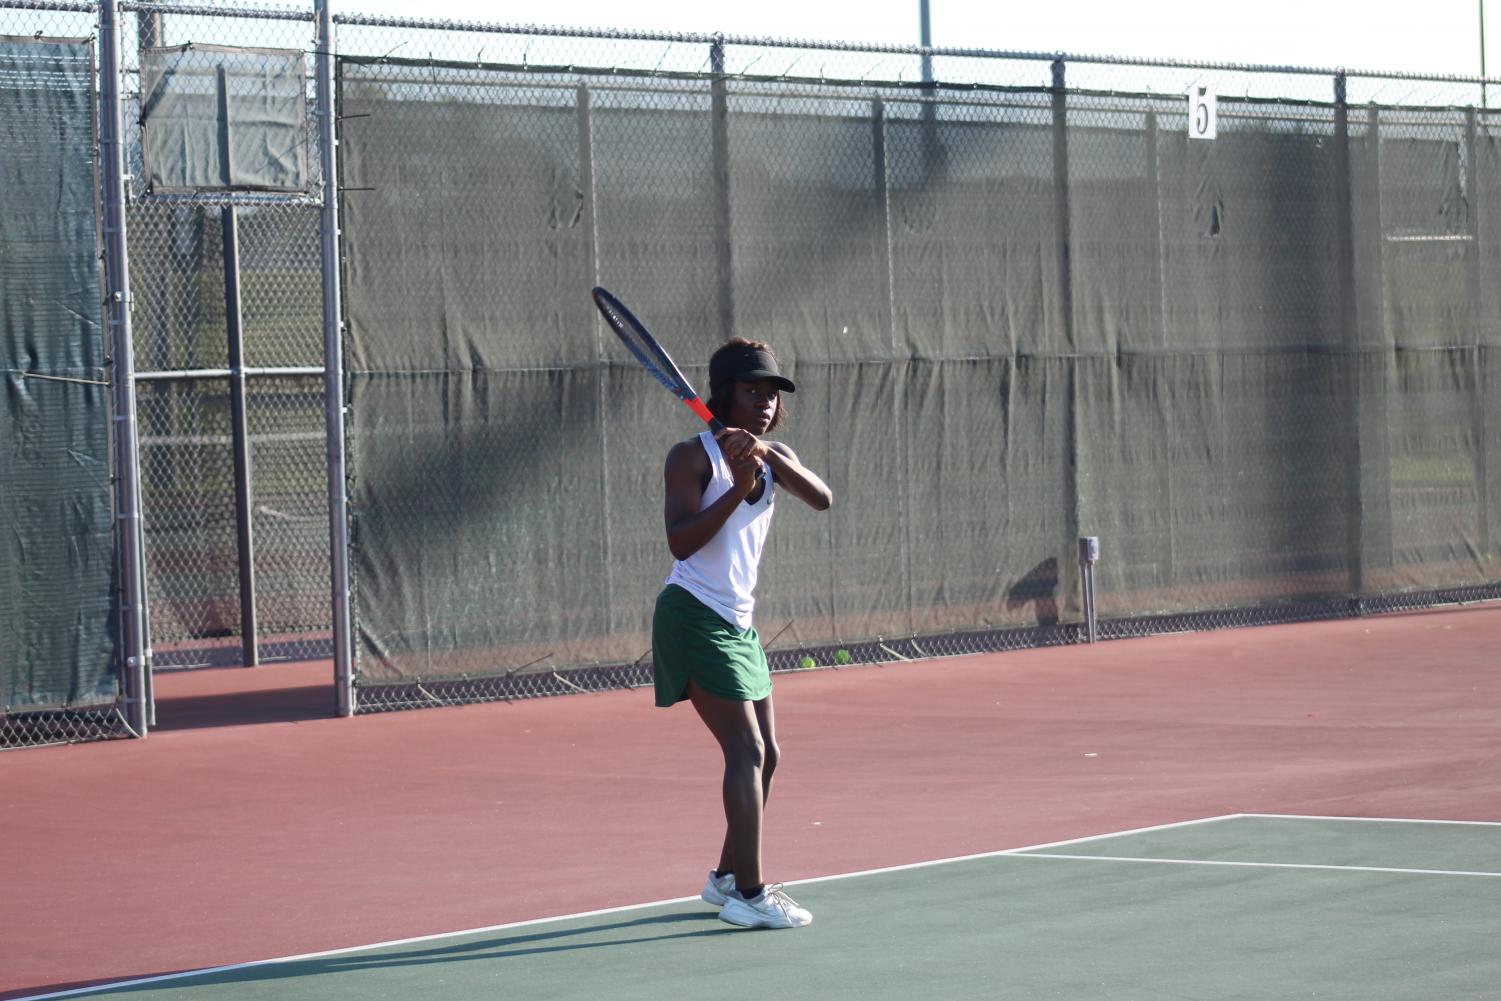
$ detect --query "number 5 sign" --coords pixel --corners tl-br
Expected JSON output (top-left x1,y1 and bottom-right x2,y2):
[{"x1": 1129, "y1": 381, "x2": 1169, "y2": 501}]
[{"x1": 1188, "y1": 85, "x2": 1217, "y2": 140}]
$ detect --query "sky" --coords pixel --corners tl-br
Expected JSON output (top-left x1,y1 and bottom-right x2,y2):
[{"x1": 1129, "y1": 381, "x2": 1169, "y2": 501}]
[{"x1": 333, "y1": 0, "x2": 1497, "y2": 78}]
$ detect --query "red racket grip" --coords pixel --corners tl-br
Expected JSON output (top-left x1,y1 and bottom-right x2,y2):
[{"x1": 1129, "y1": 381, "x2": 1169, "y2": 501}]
[
  {"x1": 691, "y1": 400, "x2": 764, "y2": 494},
  {"x1": 685, "y1": 397, "x2": 716, "y2": 425}
]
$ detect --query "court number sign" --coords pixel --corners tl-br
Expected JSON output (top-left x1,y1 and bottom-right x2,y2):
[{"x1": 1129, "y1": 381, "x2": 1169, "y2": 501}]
[{"x1": 1188, "y1": 85, "x2": 1217, "y2": 140}]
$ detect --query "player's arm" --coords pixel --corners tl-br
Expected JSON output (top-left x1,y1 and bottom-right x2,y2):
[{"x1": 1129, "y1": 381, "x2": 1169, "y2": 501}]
[
  {"x1": 762, "y1": 440, "x2": 833, "y2": 511},
  {"x1": 663, "y1": 439, "x2": 763, "y2": 560}
]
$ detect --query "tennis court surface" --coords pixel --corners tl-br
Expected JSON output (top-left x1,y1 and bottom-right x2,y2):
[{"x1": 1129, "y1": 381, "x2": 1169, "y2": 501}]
[
  {"x1": 18, "y1": 814, "x2": 1501, "y2": 1000},
  {"x1": 5, "y1": 604, "x2": 1500, "y2": 999}
]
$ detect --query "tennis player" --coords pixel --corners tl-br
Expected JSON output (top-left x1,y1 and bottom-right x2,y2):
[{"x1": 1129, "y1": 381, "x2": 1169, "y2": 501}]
[{"x1": 652, "y1": 337, "x2": 833, "y2": 930}]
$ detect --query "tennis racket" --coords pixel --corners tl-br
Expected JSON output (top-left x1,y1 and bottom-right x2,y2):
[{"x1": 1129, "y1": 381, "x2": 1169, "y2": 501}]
[{"x1": 590, "y1": 286, "x2": 764, "y2": 496}]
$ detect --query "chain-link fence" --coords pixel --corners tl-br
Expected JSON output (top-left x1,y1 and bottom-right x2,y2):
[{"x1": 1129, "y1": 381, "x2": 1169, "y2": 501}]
[
  {"x1": 119, "y1": 3, "x2": 332, "y2": 672},
  {"x1": 1, "y1": 0, "x2": 335, "y2": 747},
  {"x1": 1, "y1": 2, "x2": 128, "y2": 747},
  {"x1": 329, "y1": 13, "x2": 1501, "y2": 712},
  {"x1": 3, "y1": 0, "x2": 1500, "y2": 742}
]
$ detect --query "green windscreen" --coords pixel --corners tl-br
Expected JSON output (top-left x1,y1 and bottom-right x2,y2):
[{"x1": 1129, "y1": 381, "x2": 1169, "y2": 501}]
[
  {"x1": 337, "y1": 57, "x2": 1500, "y2": 686},
  {"x1": 0, "y1": 37, "x2": 118, "y2": 712}
]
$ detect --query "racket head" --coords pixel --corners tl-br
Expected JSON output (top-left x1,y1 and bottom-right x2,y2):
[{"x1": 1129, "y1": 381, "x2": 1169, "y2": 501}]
[
  {"x1": 591, "y1": 286, "x2": 728, "y2": 434},
  {"x1": 592, "y1": 287, "x2": 697, "y2": 397}
]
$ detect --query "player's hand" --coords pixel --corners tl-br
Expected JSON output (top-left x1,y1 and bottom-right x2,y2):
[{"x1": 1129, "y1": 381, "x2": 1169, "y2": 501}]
[
  {"x1": 727, "y1": 453, "x2": 765, "y2": 497},
  {"x1": 716, "y1": 428, "x2": 769, "y2": 464}
]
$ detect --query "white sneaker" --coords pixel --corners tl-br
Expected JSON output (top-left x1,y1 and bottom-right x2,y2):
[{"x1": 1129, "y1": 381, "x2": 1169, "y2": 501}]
[
  {"x1": 718, "y1": 884, "x2": 813, "y2": 929},
  {"x1": 701, "y1": 870, "x2": 736, "y2": 907}
]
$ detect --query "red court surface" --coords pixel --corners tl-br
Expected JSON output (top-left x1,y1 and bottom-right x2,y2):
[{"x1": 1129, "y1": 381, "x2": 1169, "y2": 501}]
[{"x1": 4, "y1": 604, "x2": 1499, "y2": 999}]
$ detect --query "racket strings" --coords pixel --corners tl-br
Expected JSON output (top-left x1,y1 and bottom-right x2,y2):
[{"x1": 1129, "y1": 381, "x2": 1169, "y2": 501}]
[{"x1": 596, "y1": 298, "x2": 695, "y2": 400}]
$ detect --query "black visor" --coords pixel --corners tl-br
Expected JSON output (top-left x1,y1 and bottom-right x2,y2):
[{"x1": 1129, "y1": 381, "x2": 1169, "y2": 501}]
[{"x1": 709, "y1": 345, "x2": 796, "y2": 394}]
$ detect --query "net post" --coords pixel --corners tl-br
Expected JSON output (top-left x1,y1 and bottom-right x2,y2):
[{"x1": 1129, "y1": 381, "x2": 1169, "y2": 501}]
[
  {"x1": 1078, "y1": 537, "x2": 1100, "y2": 643},
  {"x1": 316, "y1": 0, "x2": 356, "y2": 717}
]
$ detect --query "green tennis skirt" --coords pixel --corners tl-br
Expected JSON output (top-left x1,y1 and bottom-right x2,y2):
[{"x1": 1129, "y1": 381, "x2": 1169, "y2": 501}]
[{"x1": 652, "y1": 584, "x2": 772, "y2": 707}]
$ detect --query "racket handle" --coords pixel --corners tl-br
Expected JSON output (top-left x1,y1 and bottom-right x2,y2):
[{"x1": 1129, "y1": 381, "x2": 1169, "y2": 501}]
[
  {"x1": 686, "y1": 397, "x2": 718, "y2": 426},
  {"x1": 700, "y1": 413, "x2": 765, "y2": 492}
]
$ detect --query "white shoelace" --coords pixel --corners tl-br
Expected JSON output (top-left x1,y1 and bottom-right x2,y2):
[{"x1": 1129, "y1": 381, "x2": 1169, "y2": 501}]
[{"x1": 762, "y1": 884, "x2": 800, "y2": 911}]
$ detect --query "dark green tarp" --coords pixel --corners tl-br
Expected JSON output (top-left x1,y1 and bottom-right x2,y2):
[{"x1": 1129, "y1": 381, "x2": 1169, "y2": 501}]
[
  {"x1": 337, "y1": 58, "x2": 1500, "y2": 683},
  {"x1": 0, "y1": 37, "x2": 117, "y2": 711}
]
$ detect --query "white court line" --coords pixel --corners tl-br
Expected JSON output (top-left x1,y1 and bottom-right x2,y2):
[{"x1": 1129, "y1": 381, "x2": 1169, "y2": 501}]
[
  {"x1": 9, "y1": 814, "x2": 1244, "y2": 1001},
  {"x1": 9, "y1": 894, "x2": 710, "y2": 1001},
  {"x1": 1016, "y1": 853, "x2": 1501, "y2": 878},
  {"x1": 1239, "y1": 813, "x2": 1501, "y2": 828},
  {"x1": 797, "y1": 812, "x2": 1246, "y2": 886}
]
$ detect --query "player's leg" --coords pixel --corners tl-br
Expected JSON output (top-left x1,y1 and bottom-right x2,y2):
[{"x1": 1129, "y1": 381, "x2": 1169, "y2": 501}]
[
  {"x1": 699, "y1": 690, "x2": 810, "y2": 930},
  {"x1": 713, "y1": 693, "x2": 778, "y2": 876},
  {"x1": 688, "y1": 681, "x2": 765, "y2": 891}
]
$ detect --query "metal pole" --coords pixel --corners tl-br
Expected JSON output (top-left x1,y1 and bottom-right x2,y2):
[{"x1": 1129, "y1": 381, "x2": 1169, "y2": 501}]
[
  {"x1": 710, "y1": 35, "x2": 734, "y2": 342},
  {"x1": 222, "y1": 207, "x2": 259, "y2": 667},
  {"x1": 1482, "y1": 0, "x2": 1489, "y2": 108},
  {"x1": 1052, "y1": 57, "x2": 1073, "y2": 347},
  {"x1": 919, "y1": 0, "x2": 937, "y2": 178},
  {"x1": 919, "y1": 0, "x2": 932, "y2": 85},
  {"x1": 1078, "y1": 537, "x2": 1099, "y2": 643},
  {"x1": 1333, "y1": 71, "x2": 1365, "y2": 601},
  {"x1": 1465, "y1": 108, "x2": 1490, "y2": 558},
  {"x1": 315, "y1": 0, "x2": 356, "y2": 716},
  {"x1": 872, "y1": 95, "x2": 912, "y2": 636},
  {"x1": 1362, "y1": 105, "x2": 1393, "y2": 578},
  {"x1": 579, "y1": 83, "x2": 615, "y2": 635},
  {"x1": 1053, "y1": 57, "x2": 1084, "y2": 618},
  {"x1": 1145, "y1": 109, "x2": 1175, "y2": 589},
  {"x1": 136, "y1": 8, "x2": 162, "y2": 50},
  {"x1": 100, "y1": 0, "x2": 150, "y2": 736},
  {"x1": 874, "y1": 97, "x2": 895, "y2": 350}
]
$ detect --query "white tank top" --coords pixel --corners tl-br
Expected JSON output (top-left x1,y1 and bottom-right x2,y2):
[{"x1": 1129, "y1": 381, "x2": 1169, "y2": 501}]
[{"x1": 665, "y1": 431, "x2": 775, "y2": 629}]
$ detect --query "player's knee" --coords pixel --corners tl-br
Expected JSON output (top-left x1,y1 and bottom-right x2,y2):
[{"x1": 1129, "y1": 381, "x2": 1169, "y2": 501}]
[
  {"x1": 763, "y1": 739, "x2": 780, "y2": 777},
  {"x1": 726, "y1": 730, "x2": 766, "y2": 771}
]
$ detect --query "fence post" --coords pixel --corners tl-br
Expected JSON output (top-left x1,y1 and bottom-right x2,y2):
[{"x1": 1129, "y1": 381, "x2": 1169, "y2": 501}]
[
  {"x1": 1145, "y1": 108, "x2": 1175, "y2": 589},
  {"x1": 872, "y1": 94, "x2": 913, "y2": 636},
  {"x1": 1466, "y1": 107, "x2": 1490, "y2": 558},
  {"x1": 222, "y1": 207, "x2": 259, "y2": 667},
  {"x1": 919, "y1": 7, "x2": 937, "y2": 179},
  {"x1": 99, "y1": 0, "x2": 150, "y2": 736},
  {"x1": 136, "y1": 6, "x2": 161, "y2": 50},
  {"x1": 710, "y1": 34, "x2": 734, "y2": 341},
  {"x1": 873, "y1": 96, "x2": 894, "y2": 346},
  {"x1": 578, "y1": 82, "x2": 615, "y2": 633},
  {"x1": 315, "y1": 0, "x2": 355, "y2": 716},
  {"x1": 1332, "y1": 71, "x2": 1366, "y2": 601},
  {"x1": 1051, "y1": 58, "x2": 1074, "y2": 350},
  {"x1": 1358, "y1": 103, "x2": 1393, "y2": 580},
  {"x1": 1052, "y1": 57, "x2": 1083, "y2": 619}
]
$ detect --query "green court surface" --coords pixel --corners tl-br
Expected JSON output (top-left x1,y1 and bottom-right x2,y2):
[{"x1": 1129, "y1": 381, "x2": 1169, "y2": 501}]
[{"x1": 36, "y1": 816, "x2": 1500, "y2": 1001}]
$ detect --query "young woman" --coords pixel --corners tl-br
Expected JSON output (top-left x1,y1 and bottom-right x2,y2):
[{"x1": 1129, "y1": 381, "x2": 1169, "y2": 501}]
[{"x1": 651, "y1": 337, "x2": 833, "y2": 930}]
